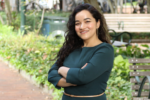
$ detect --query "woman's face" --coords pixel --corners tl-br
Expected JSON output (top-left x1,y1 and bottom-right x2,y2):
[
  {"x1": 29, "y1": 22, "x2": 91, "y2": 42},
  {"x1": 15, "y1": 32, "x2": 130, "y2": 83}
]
[{"x1": 75, "y1": 10, "x2": 100, "y2": 41}]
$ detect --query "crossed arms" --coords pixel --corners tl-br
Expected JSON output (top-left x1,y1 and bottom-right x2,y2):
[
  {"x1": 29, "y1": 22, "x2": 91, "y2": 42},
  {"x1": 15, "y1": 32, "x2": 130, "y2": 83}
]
[
  {"x1": 57, "y1": 63, "x2": 87, "y2": 87},
  {"x1": 48, "y1": 46, "x2": 114, "y2": 89}
]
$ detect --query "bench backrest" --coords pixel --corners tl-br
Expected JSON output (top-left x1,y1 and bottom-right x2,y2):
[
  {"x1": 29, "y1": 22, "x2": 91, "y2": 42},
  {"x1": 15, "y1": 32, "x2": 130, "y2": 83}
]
[
  {"x1": 105, "y1": 14, "x2": 150, "y2": 33},
  {"x1": 129, "y1": 58, "x2": 150, "y2": 99}
]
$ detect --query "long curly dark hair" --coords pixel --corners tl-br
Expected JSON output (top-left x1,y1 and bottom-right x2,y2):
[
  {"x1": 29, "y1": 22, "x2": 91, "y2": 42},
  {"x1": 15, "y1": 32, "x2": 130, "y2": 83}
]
[{"x1": 56, "y1": 3, "x2": 111, "y2": 67}]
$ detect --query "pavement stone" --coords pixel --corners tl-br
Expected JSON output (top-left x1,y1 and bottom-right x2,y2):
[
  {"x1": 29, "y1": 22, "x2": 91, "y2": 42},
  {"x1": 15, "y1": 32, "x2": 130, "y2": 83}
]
[{"x1": 0, "y1": 60, "x2": 53, "y2": 100}]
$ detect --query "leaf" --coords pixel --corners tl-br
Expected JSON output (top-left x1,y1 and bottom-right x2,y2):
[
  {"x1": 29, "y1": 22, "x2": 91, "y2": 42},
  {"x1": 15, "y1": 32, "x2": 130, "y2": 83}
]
[
  {"x1": 114, "y1": 55, "x2": 124, "y2": 65},
  {"x1": 141, "y1": 44, "x2": 149, "y2": 48},
  {"x1": 35, "y1": 50, "x2": 40, "y2": 53}
]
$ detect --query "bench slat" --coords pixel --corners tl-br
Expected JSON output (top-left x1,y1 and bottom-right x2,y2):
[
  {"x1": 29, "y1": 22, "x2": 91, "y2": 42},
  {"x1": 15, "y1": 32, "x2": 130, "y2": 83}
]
[
  {"x1": 133, "y1": 97, "x2": 150, "y2": 100},
  {"x1": 129, "y1": 58, "x2": 150, "y2": 99},
  {"x1": 130, "y1": 72, "x2": 150, "y2": 76},
  {"x1": 132, "y1": 85, "x2": 149, "y2": 90},
  {"x1": 130, "y1": 78, "x2": 149, "y2": 83},
  {"x1": 104, "y1": 14, "x2": 150, "y2": 17},
  {"x1": 109, "y1": 29, "x2": 150, "y2": 32},
  {"x1": 129, "y1": 65, "x2": 150, "y2": 70},
  {"x1": 108, "y1": 26, "x2": 150, "y2": 28},
  {"x1": 132, "y1": 92, "x2": 150, "y2": 97},
  {"x1": 129, "y1": 59, "x2": 150, "y2": 63}
]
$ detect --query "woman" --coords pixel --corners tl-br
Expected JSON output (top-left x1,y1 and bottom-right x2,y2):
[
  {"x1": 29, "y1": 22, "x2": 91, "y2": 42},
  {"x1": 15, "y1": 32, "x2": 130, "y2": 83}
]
[{"x1": 48, "y1": 3, "x2": 114, "y2": 100}]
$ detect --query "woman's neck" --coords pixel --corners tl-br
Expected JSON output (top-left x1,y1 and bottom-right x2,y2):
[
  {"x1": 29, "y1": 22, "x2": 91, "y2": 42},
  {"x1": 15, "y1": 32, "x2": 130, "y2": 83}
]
[{"x1": 82, "y1": 38, "x2": 102, "y2": 47}]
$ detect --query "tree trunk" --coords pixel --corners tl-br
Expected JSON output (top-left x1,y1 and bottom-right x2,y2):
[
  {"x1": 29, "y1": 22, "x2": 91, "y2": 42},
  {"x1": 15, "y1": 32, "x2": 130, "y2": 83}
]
[
  {"x1": 108, "y1": 0, "x2": 114, "y2": 13},
  {"x1": 0, "y1": 15, "x2": 4, "y2": 24},
  {"x1": 16, "y1": 0, "x2": 20, "y2": 12},
  {"x1": 4, "y1": 0, "x2": 13, "y2": 25},
  {"x1": 84, "y1": 0, "x2": 102, "y2": 13},
  {"x1": 131, "y1": 0, "x2": 137, "y2": 13},
  {"x1": 120, "y1": 0, "x2": 123, "y2": 13},
  {"x1": 114, "y1": 0, "x2": 118, "y2": 13},
  {"x1": 59, "y1": 0, "x2": 63, "y2": 11},
  {"x1": 107, "y1": 0, "x2": 118, "y2": 13},
  {"x1": 147, "y1": 0, "x2": 150, "y2": 13}
]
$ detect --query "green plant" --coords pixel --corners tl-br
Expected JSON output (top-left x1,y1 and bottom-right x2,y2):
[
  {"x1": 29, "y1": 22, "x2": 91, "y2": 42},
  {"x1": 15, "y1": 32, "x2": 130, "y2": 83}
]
[
  {"x1": 11, "y1": 11, "x2": 20, "y2": 30},
  {"x1": 106, "y1": 55, "x2": 132, "y2": 100},
  {"x1": 114, "y1": 44, "x2": 150, "y2": 59}
]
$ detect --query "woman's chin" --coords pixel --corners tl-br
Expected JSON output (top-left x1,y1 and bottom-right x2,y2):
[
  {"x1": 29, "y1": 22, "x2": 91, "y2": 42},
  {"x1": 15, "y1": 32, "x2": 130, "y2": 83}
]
[
  {"x1": 81, "y1": 38, "x2": 89, "y2": 41},
  {"x1": 80, "y1": 36, "x2": 90, "y2": 41}
]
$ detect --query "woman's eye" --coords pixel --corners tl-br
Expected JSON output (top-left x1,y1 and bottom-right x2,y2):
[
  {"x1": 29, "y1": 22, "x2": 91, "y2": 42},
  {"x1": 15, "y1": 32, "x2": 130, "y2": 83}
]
[
  {"x1": 75, "y1": 23, "x2": 80, "y2": 25},
  {"x1": 86, "y1": 21, "x2": 90, "y2": 23}
]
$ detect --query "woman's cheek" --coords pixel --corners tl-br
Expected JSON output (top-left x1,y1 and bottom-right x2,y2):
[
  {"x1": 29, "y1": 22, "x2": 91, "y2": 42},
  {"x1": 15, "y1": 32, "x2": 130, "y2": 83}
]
[
  {"x1": 88, "y1": 23, "x2": 94, "y2": 29},
  {"x1": 75, "y1": 27, "x2": 80, "y2": 34}
]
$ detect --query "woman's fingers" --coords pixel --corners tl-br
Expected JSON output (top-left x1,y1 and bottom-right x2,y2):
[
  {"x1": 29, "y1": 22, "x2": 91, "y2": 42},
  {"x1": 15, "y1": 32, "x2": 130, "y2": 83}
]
[{"x1": 81, "y1": 63, "x2": 88, "y2": 69}]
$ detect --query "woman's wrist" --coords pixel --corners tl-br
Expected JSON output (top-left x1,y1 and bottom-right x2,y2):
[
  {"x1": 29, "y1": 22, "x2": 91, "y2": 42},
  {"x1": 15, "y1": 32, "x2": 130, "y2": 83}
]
[
  {"x1": 58, "y1": 67, "x2": 62, "y2": 74},
  {"x1": 58, "y1": 66, "x2": 70, "y2": 78}
]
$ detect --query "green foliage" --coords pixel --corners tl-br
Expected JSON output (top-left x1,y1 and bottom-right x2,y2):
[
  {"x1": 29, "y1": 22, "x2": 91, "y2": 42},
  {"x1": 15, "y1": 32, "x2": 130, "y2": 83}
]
[
  {"x1": 0, "y1": 23, "x2": 13, "y2": 34},
  {"x1": 0, "y1": 11, "x2": 20, "y2": 31},
  {"x1": 1, "y1": 25, "x2": 150, "y2": 100},
  {"x1": 11, "y1": 11, "x2": 21, "y2": 30},
  {"x1": 106, "y1": 55, "x2": 132, "y2": 100},
  {"x1": 0, "y1": 30, "x2": 64, "y2": 99},
  {"x1": 114, "y1": 44, "x2": 150, "y2": 59},
  {"x1": 25, "y1": 10, "x2": 41, "y2": 31},
  {"x1": 123, "y1": 1, "x2": 138, "y2": 6},
  {"x1": 0, "y1": 12, "x2": 7, "y2": 24},
  {"x1": 0, "y1": 10, "x2": 70, "y2": 32}
]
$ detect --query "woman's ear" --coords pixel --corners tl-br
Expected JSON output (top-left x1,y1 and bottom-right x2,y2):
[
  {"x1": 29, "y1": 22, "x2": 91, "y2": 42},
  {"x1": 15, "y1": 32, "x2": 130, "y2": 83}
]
[{"x1": 96, "y1": 20, "x2": 100, "y2": 28}]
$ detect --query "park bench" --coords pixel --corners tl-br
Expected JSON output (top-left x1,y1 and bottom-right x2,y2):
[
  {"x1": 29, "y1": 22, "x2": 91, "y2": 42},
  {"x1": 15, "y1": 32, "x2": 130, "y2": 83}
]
[
  {"x1": 109, "y1": 29, "x2": 132, "y2": 47},
  {"x1": 105, "y1": 14, "x2": 150, "y2": 33},
  {"x1": 129, "y1": 58, "x2": 150, "y2": 100}
]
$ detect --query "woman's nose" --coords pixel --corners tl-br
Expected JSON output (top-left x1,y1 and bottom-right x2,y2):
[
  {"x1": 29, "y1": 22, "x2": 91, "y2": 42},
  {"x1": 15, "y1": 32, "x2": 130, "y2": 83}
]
[{"x1": 80, "y1": 23, "x2": 86, "y2": 29}]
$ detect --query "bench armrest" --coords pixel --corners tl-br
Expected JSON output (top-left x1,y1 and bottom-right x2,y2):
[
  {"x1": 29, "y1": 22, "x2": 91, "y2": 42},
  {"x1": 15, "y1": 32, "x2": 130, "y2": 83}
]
[
  {"x1": 116, "y1": 31, "x2": 132, "y2": 45},
  {"x1": 137, "y1": 76, "x2": 150, "y2": 99},
  {"x1": 109, "y1": 29, "x2": 132, "y2": 45}
]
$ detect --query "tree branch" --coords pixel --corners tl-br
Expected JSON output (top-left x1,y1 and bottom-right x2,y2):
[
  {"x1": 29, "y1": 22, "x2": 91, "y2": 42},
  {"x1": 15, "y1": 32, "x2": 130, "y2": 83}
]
[{"x1": 36, "y1": 8, "x2": 45, "y2": 35}]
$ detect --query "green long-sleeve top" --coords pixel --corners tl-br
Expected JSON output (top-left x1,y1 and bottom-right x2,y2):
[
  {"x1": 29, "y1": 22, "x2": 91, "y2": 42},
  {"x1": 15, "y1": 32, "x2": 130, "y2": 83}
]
[{"x1": 48, "y1": 42, "x2": 114, "y2": 100}]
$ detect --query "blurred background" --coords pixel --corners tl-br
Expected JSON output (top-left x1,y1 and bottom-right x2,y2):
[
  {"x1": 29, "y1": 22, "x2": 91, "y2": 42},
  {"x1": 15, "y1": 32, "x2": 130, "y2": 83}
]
[
  {"x1": 0, "y1": 0, "x2": 150, "y2": 100},
  {"x1": 1, "y1": 0, "x2": 150, "y2": 44}
]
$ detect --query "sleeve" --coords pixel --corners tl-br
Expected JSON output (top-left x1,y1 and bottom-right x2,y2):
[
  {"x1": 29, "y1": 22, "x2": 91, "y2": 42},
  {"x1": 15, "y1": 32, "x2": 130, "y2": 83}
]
[
  {"x1": 48, "y1": 62, "x2": 62, "y2": 89},
  {"x1": 66, "y1": 45, "x2": 114, "y2": 85}
]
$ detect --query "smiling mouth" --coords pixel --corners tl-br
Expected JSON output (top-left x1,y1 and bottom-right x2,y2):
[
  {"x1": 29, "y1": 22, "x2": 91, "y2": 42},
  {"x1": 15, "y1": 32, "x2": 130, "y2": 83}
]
[{"x1": 80, "y1": 31, "x2": 88, "y2": 34}]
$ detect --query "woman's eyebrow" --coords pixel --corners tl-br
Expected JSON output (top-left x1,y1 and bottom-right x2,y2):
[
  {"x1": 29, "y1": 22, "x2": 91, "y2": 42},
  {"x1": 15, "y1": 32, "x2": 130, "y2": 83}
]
[
  {"x1": 75, "y1": 18, "x2": 91, "y2": 22},
  {"x1": 84, "y1": 18, "x2": 91, "y2": 20}
]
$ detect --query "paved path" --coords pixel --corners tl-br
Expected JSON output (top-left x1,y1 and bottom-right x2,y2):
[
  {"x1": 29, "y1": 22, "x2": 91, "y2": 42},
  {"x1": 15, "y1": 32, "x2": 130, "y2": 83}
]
[{"x1": 0, "y1": 60, "x2": 53, "y2": 100}]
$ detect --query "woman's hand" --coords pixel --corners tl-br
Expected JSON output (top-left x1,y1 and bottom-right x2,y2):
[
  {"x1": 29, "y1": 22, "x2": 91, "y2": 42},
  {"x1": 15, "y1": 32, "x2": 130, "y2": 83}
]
[
  {"x1": 81, "y1": 63, "x2": 88, "y2": 69},
  {"x1": 58, "y1": 66, "x2": 70, "y2": 78},
  {"x1": 57, "y1": 78, "x2": 77, "y2": 87}
]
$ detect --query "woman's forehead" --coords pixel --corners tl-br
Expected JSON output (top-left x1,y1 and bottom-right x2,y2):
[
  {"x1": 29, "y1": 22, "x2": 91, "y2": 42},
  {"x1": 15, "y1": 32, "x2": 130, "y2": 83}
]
[{"x1": 75, "y1": 10, "x2": 94, "y2": 21}]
